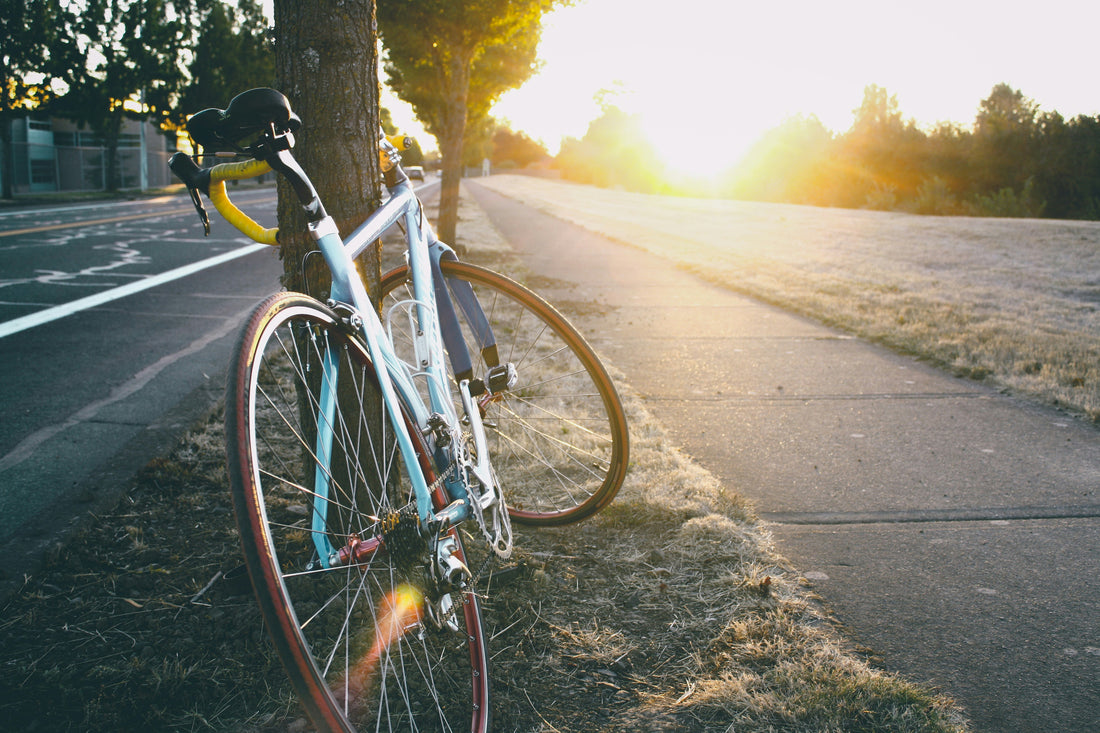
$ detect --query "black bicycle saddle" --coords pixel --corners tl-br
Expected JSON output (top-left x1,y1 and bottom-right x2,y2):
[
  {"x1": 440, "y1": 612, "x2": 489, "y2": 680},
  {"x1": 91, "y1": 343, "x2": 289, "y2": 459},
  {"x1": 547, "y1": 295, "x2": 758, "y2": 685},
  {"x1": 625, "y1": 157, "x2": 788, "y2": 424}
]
[{"x1": 187, "y1": 88, "x2": 302, "y2": 152}]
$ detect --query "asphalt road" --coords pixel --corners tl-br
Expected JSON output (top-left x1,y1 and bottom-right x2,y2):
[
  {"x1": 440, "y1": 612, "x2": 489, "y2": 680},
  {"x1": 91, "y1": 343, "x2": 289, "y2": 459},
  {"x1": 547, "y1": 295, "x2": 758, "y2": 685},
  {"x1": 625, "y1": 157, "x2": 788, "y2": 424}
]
[
  {"x1": 466, "y1": 181, "x2": 1100, "y2": 733},
  {"x1": 0, "y1": 189, "x2": 284, "y2": 597}
]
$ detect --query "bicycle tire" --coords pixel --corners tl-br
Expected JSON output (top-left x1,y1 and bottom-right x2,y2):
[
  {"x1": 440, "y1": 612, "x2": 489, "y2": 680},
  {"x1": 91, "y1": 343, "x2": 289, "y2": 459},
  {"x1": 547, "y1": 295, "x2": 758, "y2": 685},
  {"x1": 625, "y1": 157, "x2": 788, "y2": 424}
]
[
  {"x1": 225, "y1": 291, "x2": 491, "y2": 732},
  {"x1": 381, "y1": 260, "x2": 629, "y2": 525}
]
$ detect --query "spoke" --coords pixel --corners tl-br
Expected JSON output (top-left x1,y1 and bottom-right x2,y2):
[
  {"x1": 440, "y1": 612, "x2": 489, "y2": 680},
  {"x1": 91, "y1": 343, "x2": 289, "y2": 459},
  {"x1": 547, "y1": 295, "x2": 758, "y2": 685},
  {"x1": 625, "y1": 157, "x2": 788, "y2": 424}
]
[
  {"x1": 490, "y1": 423, "x2": 595, "y2": 505},
  {"x1": 495, "y1": 397, "x2": 614, "y2": 461}
]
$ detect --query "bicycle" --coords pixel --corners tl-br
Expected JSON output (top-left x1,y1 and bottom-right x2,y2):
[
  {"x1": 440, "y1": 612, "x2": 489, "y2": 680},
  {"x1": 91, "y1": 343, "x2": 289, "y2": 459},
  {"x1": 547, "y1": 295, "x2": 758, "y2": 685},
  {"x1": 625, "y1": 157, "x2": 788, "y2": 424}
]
[{"x1": 169, "y1": 88, "x2": 629, "y2": 731}]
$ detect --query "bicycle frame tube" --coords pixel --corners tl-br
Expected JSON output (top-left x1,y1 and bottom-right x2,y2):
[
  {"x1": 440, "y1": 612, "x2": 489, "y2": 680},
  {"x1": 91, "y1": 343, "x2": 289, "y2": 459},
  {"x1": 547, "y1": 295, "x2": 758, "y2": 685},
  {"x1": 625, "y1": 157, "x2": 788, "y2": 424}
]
[
  {"x1": 304, "y1": 177, "x2": 508, "y2": 564},
  {"x1": 307, "y1": 222, "x2": 437, "y2": 564},
  {"x1": 310, "y1": 343, "x2": 340, "y2": 563},
  {"x1": 352, "y1": 184, "x2": 501, "y2": 390},
  {"x1": 343, "y1": 183, "x2": 458, "y2": 421},
  {"x1": 304, "y1": 182, "x2": 473, "y2": 563}
]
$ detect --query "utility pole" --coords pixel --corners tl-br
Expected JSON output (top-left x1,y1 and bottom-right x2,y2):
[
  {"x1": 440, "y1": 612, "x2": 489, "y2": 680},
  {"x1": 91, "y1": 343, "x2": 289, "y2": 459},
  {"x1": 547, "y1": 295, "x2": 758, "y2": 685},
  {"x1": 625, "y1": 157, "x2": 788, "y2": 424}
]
[{"x1": 139, "y1": 89, "x2": 148, "y2": 191}]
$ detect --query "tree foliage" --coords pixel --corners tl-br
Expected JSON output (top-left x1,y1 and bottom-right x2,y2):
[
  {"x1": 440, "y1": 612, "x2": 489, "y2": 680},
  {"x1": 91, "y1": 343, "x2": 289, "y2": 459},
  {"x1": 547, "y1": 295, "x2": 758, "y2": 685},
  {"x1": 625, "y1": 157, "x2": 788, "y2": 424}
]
[
  {"x1": 177, "y1": 0, "x2": 274, "y2": 126},
  {"x1": 490, "y1": 125, "x2": 548, "y2": 169},
  {"x1": 0, "y1": 0, "x2": 82, "y2": 196},
  {"x1": 58, "y1": 0, "x2": 191, "y2": 189},
  {"x1": 376, "y1": 0, "x2": 565, "y2": 244},
  {"x1": 723, "y1": 115, "x2": 835, "y2": 204},
  {"x1": 722, "y1": 83, "x2": 1100, "y2": 220},
  {"x1": 1, "y1": 0, "x2": 273, "y2": 194},
  {"x1": 554, "y1": 100, "x2": 666, "y2": 193}
]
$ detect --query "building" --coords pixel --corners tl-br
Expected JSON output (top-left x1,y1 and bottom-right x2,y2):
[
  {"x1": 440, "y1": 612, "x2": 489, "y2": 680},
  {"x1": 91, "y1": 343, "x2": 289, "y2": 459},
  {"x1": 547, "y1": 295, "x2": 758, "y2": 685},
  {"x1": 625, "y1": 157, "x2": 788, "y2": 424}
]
[{"x1": 4, "y1": 115, "x2": 177, "y2": 195}]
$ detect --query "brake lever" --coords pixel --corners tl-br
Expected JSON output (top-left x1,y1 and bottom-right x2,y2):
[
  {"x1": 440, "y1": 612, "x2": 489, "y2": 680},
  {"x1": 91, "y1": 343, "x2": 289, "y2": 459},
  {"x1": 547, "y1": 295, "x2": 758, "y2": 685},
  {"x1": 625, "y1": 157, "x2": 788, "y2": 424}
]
[{"x1": 187, "y1": 186, "x2": 211, "y2": 236}]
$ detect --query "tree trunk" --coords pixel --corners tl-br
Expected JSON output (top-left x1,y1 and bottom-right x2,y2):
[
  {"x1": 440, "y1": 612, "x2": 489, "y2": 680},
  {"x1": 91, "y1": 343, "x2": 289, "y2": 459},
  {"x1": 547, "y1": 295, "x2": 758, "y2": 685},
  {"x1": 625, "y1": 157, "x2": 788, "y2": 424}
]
[
  {"x1": 436, "y1": 53, "x2": 470, "y2": 246},
  {"x1": 273, "y1": 0, "x2": 381, "y2": 301},
  {"x1": 273, "y1": 0, "x2": 387, "y2": 504},
  {"x1": 437, "y1": 125, "x2": 464, "y2": 246}
]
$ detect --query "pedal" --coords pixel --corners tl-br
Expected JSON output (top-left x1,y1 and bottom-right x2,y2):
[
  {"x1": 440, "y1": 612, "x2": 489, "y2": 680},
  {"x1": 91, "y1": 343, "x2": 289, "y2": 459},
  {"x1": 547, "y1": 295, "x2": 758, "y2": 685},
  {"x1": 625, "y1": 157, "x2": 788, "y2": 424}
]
[{"x1": 486, "y1": 363, "x2": 517, "y2": 394}]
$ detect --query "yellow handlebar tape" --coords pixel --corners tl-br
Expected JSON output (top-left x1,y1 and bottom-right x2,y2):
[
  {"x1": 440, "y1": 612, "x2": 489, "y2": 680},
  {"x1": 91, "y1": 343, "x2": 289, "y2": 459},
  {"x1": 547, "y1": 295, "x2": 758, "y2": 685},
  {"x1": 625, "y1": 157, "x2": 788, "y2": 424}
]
[{"x1": 208, "y1": 160, "x2": 279, "y2": 246}]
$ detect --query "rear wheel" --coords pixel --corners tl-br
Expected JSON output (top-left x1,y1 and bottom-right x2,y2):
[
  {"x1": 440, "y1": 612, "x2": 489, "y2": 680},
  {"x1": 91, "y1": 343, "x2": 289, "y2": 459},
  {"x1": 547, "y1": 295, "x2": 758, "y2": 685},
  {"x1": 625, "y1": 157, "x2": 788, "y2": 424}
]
[
  {"x1": 225, "y1": 291, "x2": 490, "y2": 732},
  {"x1": 381, "y1": 260, "x2": 629, "y2": 525}
]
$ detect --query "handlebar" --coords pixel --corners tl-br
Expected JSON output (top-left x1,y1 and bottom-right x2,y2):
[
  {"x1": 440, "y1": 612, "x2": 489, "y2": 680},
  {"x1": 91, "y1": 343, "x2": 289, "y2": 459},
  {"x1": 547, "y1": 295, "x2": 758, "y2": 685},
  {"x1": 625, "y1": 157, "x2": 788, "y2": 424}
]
[
  {"x1": 170, "y1": 87, "x2": 419, "y2": 247},
  {"x1": 169, "y1": 152, "x2": 278, "y2": 245}
]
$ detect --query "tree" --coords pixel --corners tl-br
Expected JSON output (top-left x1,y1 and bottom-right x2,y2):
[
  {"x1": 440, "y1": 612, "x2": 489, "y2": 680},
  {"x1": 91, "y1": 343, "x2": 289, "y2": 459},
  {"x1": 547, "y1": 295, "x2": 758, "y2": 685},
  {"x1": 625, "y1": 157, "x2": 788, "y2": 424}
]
[
  {"x1": 723, "y1": 114, "x2": 835, "y2": 204},
  {"x1": 376, "y1": 0, "x2": 565, "y2": 244},
  {"x1": 835, "y1": 84, "x2": 926, "y2": 206},
  {"x1": 177, "y1": 0, "x2": 274, "y2": 125},
  {"x1": 0, "y1": 0, "x2": 80, "y2": 197},
  {"x1": 850, "y1": 84, "x2": 904, "y2": 136},
  {"x1": 553, "y1": 98, "x2": 666, "y2": 193},
  {"x1": 491, "y1": 124, "x2": 548, "y2": 168},
  {"x1": 272, "y1": 0, "x2": 380, "y2": 299},
  {"x1": 61, "y1": 0, "x2": 189, "y2": 190},
  {"x1": 972, "y1": 83, "x2": 1039, "y2": 194}
]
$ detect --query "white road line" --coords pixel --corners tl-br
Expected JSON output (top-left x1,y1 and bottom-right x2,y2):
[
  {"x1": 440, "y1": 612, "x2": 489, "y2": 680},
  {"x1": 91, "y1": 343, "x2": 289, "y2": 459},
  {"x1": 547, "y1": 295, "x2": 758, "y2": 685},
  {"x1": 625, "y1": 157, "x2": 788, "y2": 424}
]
[
  {"x1": 0, "y1": 177, "x2": 436, "y2": 339},
  {"x1": 0, "y1": 242, "x2": 270, "y2": 340}
]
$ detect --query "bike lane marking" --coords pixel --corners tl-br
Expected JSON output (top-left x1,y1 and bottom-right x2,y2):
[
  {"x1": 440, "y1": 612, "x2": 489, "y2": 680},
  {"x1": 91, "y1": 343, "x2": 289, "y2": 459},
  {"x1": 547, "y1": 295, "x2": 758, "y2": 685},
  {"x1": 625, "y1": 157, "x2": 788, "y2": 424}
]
[
  {"x1": 0, "y1": 180, "x2": 435, "y2": 337},
  {"x1": 0, "y1": 242, "x2": 270, "y2": 339}
]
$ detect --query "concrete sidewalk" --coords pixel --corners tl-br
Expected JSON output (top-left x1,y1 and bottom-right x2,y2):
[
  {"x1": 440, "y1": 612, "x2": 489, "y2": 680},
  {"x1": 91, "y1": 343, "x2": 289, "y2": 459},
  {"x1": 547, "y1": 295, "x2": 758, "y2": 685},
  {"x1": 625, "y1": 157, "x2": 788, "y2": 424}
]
[{"x1": 467, "y1": 181, "x2": 1100, "y2": 733}]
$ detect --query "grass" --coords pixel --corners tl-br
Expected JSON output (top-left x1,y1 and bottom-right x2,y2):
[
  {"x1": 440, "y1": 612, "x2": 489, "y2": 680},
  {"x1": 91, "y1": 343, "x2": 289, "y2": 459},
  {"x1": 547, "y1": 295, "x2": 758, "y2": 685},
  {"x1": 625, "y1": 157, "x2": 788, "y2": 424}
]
[
  {"x1": 475, "y1": 175, "x2": 1100, "y2": 422},
  {"x1": 0, "y1": 188, "x2": 969, "y2": 731}
]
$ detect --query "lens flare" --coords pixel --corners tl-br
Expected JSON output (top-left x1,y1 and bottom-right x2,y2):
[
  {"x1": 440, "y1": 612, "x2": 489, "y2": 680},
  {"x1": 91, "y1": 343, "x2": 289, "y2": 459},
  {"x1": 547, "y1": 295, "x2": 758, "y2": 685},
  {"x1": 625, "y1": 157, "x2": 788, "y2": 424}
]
[
  {"x1": 370, "y1": 583, "x2": 425, "y2": 664},
  {"x1": 338, "y1": 582, "x2": 425, "y2": 712}
]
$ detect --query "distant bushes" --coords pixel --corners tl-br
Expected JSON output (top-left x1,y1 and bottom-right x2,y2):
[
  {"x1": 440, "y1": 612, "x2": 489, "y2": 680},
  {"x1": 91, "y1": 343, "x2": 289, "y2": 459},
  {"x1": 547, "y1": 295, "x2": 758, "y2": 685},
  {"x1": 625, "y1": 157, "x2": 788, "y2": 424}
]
[
  {"x1": 552, "y1": 105, "x2": 670, "y2": 194},
  {"x1": 865, "y1": 175, "x2": 1046, "y2": 218}
]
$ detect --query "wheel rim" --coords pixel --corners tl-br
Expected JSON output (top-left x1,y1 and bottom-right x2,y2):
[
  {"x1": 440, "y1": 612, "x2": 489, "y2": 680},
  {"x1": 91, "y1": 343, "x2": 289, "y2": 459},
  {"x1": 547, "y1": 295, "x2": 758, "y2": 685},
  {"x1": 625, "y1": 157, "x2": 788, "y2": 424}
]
[{"x1": 227, "y1": 294, "x2": 489, "y2": 731}]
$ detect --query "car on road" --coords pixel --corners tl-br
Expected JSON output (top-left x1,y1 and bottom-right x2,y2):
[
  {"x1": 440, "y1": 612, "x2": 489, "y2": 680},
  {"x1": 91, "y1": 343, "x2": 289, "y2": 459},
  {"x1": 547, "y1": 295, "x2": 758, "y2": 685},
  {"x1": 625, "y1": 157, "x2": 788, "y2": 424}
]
[{"x1": 406, "y1": 166, "x2": 425, "y2": 180}]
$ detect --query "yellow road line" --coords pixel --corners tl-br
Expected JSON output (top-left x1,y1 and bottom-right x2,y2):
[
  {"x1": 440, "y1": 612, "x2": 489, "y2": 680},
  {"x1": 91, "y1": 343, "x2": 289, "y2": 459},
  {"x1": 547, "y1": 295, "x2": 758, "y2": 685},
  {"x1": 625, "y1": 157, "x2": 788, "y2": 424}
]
[
  {"x1": 0, "y1": 208, "x2": 196, "y2": 238},
  {"x1": 0, "y1": 194, "x2": 276, "y2": 238}
]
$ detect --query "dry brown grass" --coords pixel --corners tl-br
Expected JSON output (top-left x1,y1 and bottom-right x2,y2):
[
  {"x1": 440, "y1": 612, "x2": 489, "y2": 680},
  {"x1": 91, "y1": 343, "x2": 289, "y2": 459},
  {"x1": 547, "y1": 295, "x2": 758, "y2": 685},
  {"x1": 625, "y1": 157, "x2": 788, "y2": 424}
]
[
  {"x1": 476, "y1": 175, "x2": 1100, "y2": 422},
  {"x1": 480, "y1": 376, "x2": 967, "y2": 731},
  {"x1": 0, "y1": 186, "x2": 969, "y2": 731}
]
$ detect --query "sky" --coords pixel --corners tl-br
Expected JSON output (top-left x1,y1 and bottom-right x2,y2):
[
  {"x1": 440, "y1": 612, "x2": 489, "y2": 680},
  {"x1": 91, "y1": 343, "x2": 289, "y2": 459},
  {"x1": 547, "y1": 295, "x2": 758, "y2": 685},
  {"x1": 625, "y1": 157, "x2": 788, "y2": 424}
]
[{"x1": 466, "y1": 0, "x2": 1100, "y2": 177}]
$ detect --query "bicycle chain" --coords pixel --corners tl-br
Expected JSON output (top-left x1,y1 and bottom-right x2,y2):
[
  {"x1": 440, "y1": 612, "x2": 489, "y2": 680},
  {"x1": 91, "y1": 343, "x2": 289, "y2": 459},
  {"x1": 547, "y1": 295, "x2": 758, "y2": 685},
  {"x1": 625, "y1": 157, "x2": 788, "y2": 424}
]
[{"x1": 426, "y1": 460, "x2": 455, "y2": 497}]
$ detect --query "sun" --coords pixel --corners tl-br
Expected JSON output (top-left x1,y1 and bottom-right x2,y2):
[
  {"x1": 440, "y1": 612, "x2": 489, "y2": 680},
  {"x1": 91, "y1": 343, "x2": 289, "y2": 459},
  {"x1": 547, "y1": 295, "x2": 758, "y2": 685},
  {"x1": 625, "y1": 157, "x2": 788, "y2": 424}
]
[{"x1": 489, "y1": 1, "x2": 803, "y2": 185}]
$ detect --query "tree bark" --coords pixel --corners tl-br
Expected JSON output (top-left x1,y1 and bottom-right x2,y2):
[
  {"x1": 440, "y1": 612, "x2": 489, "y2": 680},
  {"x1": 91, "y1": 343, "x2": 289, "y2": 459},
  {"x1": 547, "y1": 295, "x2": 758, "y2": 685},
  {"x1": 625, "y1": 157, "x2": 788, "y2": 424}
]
[
  {"x1": 272, "y1": 1, "x2": 388, "y2": 502},
  {"x1": 273, "y1": 0, "x2": 381, "y2": 301}
]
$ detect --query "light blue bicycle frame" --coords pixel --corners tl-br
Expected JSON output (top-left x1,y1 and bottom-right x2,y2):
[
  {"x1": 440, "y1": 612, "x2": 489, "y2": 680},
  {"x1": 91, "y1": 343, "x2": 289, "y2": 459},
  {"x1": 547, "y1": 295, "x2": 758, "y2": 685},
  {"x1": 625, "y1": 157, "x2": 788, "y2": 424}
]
[{"x1": 304, "y1": 179, "x2": 492, "y2": 568}]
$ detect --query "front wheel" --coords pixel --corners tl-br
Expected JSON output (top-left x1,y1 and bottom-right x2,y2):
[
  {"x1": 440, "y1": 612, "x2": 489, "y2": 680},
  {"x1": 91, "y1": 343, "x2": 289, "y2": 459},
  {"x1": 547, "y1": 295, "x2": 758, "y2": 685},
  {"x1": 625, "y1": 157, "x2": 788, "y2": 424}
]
[
  {"x1": 381, "y1": 260, "x2": 629, "y2": 525},
  {"x1": 225, "y1": 291, "x2": 491, "y2": 732}
]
